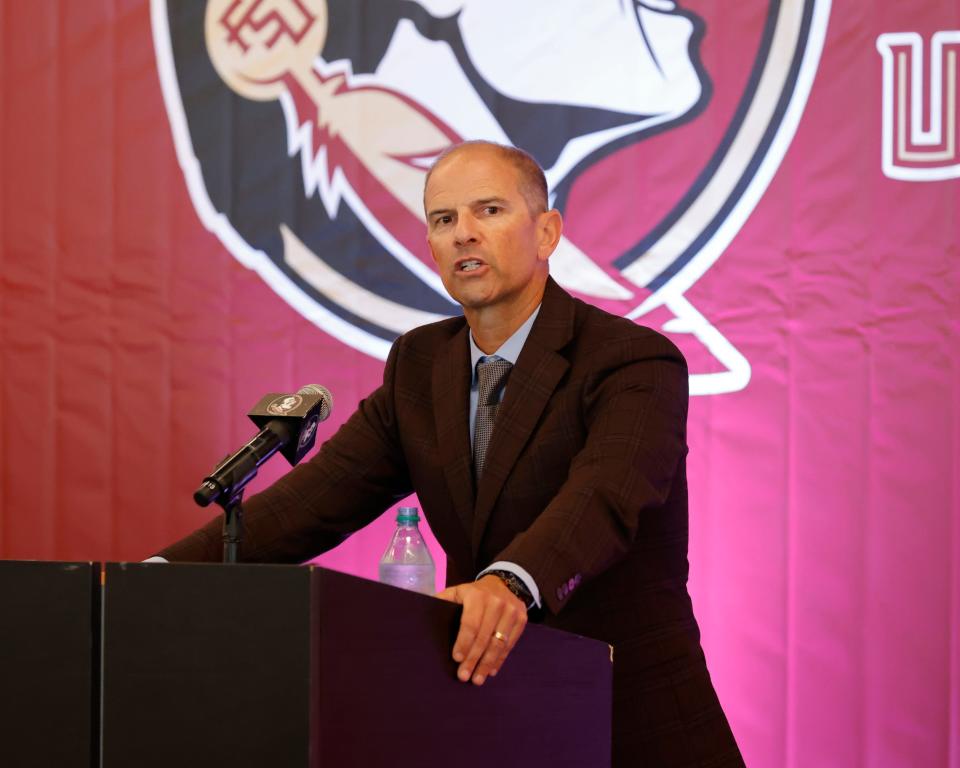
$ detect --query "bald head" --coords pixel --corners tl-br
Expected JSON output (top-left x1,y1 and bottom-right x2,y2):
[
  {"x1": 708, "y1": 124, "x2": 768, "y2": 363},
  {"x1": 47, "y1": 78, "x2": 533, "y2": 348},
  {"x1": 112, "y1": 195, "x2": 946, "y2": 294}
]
[{"x1": 424, "y1": 141, "x2": 549, "y2": 216}]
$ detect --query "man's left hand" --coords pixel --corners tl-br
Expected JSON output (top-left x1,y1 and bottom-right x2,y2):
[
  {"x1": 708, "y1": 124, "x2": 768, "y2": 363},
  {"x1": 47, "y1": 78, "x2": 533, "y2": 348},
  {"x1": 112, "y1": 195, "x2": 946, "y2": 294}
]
[{"x1": 436, "y1": 574, "x2": 528, "y2": 686}]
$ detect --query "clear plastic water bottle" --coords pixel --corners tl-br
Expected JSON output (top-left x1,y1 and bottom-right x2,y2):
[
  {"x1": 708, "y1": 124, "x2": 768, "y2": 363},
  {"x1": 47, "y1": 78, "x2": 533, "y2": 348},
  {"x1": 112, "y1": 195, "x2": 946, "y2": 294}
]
[{"x1": 378, "y1": 506, "x2": 436, "y2": 595}]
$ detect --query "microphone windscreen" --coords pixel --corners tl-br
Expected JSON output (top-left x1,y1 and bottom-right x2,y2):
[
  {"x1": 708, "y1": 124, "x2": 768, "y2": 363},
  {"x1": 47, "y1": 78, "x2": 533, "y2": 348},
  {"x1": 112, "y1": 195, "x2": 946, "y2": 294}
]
[{"x1": 297, "y1": 384, "x2": 333, "y2": 420}]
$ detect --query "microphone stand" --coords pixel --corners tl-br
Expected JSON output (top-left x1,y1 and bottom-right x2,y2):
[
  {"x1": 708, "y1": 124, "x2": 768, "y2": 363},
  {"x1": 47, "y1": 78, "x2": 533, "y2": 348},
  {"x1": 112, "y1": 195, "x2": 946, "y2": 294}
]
[
  {"x1": 219, "y1": 489, "x2": 245, "y2": 564},
  {"x1": 196, "y1": 451, "x2": 260, "y2": 564}
]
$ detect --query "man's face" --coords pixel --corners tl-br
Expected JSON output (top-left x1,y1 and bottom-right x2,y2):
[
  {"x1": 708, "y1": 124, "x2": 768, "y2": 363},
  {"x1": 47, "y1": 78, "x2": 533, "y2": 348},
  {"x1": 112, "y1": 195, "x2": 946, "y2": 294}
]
[{"x1": 424, "y1": 147, "x2": 555, "y2": 314}]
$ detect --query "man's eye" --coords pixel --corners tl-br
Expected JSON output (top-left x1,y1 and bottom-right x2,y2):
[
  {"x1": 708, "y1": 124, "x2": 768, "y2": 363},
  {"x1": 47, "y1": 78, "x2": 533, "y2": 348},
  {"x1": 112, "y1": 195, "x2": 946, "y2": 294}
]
[
  {"x1": 484, "y1": 206, "x2": 500, "y2": 215},
  {"x1": 435, "y1": 215, "x2": 452, "y2": 226}
]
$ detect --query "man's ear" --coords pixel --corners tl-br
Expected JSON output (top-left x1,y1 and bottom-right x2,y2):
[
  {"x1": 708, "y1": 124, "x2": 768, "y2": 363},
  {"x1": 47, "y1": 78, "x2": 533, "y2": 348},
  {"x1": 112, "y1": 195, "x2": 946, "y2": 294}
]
[
  {"x1": 537, "y1": 209, "x2": 563, "y2": 261},
  {"x1": 426, "y1": 233, "x2": 440, "y2": 266}
]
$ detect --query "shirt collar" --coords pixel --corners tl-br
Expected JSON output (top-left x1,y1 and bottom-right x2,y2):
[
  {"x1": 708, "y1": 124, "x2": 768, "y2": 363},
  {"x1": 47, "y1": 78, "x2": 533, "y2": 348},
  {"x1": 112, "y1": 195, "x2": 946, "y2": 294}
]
[{"x1": 469, "y1": 304, "x2": 541, "y2": 384}]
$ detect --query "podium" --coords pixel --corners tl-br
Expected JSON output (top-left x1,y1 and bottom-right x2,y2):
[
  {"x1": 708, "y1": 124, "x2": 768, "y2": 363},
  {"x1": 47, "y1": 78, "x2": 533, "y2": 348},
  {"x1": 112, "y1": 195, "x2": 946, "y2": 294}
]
[
  {"x1": 0, "y1": 561, "x2": 99, "y2": 768},
  {"x1": 3, "y1": 562, "x2": 612, "y2": 767}
]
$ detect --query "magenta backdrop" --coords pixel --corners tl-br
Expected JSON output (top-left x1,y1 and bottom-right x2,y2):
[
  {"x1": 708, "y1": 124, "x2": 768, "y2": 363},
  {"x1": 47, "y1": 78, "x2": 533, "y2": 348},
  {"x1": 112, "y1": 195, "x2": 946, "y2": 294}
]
[{"x1": 1, "y1": 2, "x2": 959, "y2": 766}]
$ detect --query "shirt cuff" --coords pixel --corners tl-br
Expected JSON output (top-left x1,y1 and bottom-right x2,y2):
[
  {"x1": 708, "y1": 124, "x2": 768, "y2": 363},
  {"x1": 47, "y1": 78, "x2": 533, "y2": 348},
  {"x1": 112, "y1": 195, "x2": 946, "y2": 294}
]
[{"x1": 478, "y1": 561, "x2": 541, "y2": 609}]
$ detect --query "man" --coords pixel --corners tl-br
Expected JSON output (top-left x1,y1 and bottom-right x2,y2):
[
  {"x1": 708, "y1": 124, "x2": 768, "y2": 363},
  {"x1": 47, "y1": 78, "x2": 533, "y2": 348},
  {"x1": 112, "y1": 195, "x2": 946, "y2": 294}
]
[{"x1": 158, "y1": 141, "x2": 743, "y2": 766}]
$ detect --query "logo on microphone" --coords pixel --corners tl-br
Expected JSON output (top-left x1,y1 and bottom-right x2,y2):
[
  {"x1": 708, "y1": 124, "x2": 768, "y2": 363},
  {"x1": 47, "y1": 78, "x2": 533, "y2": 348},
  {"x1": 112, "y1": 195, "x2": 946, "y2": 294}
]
[
  {"x1": 298, "y1": 415, "x2": 320, "y2": 449},
  {"x1": 267, "y1": 394, "x2": 303, "y2": 415},
  {"x1": 153, "y1": 0, "x2": 830, "y2": 395}
]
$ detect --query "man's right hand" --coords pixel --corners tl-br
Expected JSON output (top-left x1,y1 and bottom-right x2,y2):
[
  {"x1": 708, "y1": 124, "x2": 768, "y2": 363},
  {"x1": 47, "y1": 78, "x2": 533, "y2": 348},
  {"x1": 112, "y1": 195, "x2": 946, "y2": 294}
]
[{"x1": 436, "y1": 574, "x2": 528, "y2": 686}]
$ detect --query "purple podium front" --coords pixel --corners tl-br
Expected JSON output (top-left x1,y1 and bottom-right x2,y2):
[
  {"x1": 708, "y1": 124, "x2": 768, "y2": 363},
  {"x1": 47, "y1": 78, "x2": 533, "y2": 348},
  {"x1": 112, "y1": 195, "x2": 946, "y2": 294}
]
[{"x1": 101, "y1": 563, "x2": 611, "y2": 768}]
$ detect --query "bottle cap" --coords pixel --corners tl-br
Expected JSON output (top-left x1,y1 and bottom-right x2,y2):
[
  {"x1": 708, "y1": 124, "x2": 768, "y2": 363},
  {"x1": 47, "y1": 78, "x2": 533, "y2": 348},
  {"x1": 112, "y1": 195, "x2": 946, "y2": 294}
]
[{"x1": 396, "y1": 506, "x2": 420, "y2": 523}]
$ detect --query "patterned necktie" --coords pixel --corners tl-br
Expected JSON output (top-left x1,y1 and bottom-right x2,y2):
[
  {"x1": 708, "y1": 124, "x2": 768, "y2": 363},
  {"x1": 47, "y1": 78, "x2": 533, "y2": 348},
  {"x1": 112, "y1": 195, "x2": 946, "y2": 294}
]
[{"x1": 473, "y1": 357, "x2": 513, "y2": 481}]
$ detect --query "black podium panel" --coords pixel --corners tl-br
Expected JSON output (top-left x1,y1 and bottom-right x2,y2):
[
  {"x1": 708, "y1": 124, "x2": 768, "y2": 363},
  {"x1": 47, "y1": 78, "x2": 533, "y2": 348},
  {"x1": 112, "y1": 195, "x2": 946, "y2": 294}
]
[
  {"x1": 101, "y1": 562, "x2": 311, "y2": 768},
  {"x1": 0, "y1": 560, "x2": 98, "y2": 768}
]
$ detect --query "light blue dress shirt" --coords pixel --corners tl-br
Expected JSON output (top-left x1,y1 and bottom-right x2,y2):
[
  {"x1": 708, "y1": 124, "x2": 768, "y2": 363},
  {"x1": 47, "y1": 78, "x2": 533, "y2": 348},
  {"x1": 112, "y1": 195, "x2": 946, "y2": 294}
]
[{"x1": 469, "y1": 305, "x2": 543, "y2": 609}]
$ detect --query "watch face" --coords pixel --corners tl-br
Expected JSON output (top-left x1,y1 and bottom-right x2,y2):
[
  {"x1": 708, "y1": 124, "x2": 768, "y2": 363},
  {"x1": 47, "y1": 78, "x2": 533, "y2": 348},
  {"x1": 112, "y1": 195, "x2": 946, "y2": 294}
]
[{"x1": 489, "y1": 571, "x2": 534, "y2": 608}]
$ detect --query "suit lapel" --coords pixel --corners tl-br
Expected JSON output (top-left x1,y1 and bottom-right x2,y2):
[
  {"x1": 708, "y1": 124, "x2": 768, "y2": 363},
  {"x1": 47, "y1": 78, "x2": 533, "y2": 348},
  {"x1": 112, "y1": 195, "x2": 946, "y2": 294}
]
[
  {"x1": 432, "y1": 322, "x2": 477, "y2": 545},
  {"x1": 471, "y1": 279, "x2": 576, "y2": 557}
]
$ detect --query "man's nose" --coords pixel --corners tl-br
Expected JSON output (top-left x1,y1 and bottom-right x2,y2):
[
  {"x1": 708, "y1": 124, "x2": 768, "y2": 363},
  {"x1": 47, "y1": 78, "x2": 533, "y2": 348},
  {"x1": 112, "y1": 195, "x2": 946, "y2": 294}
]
[{"x1": 454, "y1": 213, "x2": 479, "y2": 245}]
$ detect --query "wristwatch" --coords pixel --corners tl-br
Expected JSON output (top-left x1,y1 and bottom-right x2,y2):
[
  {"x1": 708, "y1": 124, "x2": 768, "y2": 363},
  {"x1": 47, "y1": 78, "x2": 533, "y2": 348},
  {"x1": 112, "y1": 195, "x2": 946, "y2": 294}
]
[{"x1": 485, "y1": 569, "x2": 536, "y2": 610}]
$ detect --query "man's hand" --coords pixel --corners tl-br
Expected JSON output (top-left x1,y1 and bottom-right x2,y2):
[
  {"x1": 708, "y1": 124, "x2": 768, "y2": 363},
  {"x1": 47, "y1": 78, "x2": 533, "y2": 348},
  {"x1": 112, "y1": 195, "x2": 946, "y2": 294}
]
[{"x1": 436, "y1": 574, "x2": 528, "y2": 686}]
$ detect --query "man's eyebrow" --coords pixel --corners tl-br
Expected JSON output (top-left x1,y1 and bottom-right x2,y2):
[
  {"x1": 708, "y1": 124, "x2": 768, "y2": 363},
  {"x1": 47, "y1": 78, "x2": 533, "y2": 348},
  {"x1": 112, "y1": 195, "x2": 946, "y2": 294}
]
[
  {"x1": 426, "y1": 205, "x2": 452, "y2": 219},
  {"x1": 475, "y1": 197, "x2": 509, "y2": 208},
  {"x1": 426, "y1": 197, "x2": 509, "y2": 219}
]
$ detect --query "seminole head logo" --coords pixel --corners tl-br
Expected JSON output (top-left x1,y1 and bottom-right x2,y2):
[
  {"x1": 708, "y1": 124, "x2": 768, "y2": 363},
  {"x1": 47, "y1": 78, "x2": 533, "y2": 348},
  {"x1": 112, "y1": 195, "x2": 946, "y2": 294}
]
[{"x1": 153, "y1": 0, "x2": 831, "y2": 395}]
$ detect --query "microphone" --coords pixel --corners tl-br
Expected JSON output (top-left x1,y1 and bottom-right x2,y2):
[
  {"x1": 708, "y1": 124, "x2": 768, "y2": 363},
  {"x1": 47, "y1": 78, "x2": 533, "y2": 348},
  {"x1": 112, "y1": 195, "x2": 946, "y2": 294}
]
[{"x1": 193, "y1": 385, "x2": 333, "y2": 507}]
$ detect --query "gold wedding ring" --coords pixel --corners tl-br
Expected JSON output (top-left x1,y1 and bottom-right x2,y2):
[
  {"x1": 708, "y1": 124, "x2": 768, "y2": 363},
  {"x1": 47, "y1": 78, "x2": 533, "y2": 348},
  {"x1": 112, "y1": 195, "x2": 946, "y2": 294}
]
[{"x1": 493, "y1": 630, "x2": 509, "y2": 643}]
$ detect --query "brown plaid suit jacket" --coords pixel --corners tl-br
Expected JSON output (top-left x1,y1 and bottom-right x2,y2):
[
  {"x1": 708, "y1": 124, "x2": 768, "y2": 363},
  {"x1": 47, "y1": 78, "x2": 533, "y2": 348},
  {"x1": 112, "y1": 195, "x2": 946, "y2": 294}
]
[{"x1": 161, "y1": 277, "x2": 743, "y2": 767}]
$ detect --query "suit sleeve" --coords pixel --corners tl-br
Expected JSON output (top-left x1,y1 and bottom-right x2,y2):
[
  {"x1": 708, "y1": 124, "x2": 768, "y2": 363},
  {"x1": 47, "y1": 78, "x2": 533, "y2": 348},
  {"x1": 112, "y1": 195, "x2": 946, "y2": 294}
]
[
  {"x1": 494, "y1": 334, "x2": 689, "y2": 615},
  {"x1": 159, "y1": 339, "x2": 413, "y2": 563}
]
